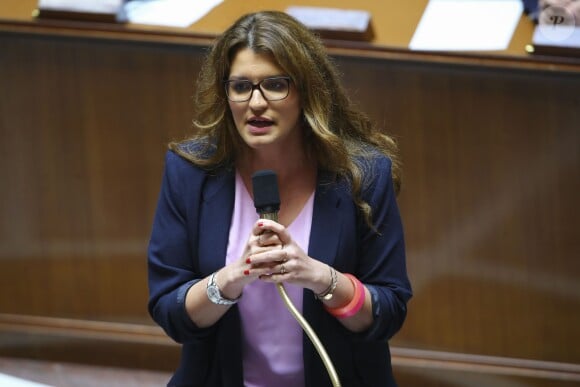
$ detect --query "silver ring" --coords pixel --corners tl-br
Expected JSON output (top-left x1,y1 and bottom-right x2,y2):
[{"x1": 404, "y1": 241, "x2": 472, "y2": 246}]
[
  {"x1": 257, "y1": 234, "x2": 262, "y2": 246},
  {"x1": 280, "y1": 264, "x2": 286, "y2": 274}
]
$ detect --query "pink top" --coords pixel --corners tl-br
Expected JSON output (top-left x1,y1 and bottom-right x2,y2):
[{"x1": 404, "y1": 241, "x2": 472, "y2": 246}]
[{"x1": 225, "y1": 172, "x2": 314, "y2": 387}]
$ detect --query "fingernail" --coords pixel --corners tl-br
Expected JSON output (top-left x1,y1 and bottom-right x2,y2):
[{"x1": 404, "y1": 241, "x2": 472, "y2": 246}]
[
  {"x1": 244, "y1": 269, "x2": 250, "y2": 276},
  {"x1": 246, "y1": 257, "x2": 251, "y2": 264},
  {"x1": 258, "y1": 222, "x2": 263, "y2": 227}
]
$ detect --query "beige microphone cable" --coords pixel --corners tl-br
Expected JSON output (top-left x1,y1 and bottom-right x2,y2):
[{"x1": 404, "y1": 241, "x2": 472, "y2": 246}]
[
  {"x1": 259, "y1": 211, "x2": 341, "y2": 387},
  {"x1": 275, "y1": 282, "x2": 341, "y2": 387}
]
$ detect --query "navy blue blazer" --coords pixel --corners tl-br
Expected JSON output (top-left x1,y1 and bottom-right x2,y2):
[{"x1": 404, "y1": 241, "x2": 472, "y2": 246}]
[{"x1": 148, "y1": 150, "x2": 412, "y2": 387}]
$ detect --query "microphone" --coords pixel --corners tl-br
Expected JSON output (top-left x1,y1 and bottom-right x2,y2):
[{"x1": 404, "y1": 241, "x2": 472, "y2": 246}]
[
  {"x1": 252, "y1": 170, "x2": 280, "y2": 221},
  {"x1": 250, "y1": 169, "x2": 341, "y2": 387}
]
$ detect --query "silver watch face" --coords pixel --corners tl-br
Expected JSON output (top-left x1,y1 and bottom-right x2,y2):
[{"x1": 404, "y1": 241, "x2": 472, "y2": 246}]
[
  {"x1": 207, "y1": 285, "x2": 222, "y2": 303},
  {"x1": 207, "y1": 279, "x2": 236, "y2": 305}
]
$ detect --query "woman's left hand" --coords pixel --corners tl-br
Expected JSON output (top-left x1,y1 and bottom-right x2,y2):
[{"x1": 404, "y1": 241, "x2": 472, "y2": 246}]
[{"x1": 252, "y1": 220, "x2": 374, "y2": 332}]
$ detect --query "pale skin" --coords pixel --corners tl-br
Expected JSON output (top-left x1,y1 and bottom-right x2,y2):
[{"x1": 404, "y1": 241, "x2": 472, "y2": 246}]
[{"x1": 184, "y1": 47, "x2": 373, "y2": 333}]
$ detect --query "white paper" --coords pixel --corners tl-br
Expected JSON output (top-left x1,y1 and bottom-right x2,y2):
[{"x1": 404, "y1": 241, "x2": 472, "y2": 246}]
[
  {"x1": 534, "y1": 25, "x2": 580, "y2": 48},
  {"x1": 124, "y1": 0, "x2": 223, "y2": 28},
  {"x1": 286, "y1": 6, "x2": 371, "y2": 32},
  {"x1": 410, "y1": 0, "x2": 524, "y2": 51},
  {"x1": 0, "y1": 373, "x2": 53, "y2": 387},
  {"x1": 38, "y1": 0, "x2": 122, "y2": 14}
]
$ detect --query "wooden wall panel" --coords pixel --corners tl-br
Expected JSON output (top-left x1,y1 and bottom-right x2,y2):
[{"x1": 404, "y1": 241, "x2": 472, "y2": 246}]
[
  {"x1": 0, "y1": 34, "x2": 202, "y2": 322},
  {"x1": 334, "y1": 58, "x2": 580, "y2": 364}
]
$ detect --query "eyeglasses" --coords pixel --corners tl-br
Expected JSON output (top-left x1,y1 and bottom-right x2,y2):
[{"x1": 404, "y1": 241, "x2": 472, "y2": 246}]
[{"x1": 224, "y1": 76, "x2": 291, "y2": 102}]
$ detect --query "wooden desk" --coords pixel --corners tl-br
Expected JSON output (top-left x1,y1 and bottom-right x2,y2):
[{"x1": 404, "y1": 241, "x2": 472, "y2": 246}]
[
  {"x1": 0, "y1": 1, "x2": 579, "y2": 385},
  {"x1": 1, "y1": 0, "x2": 579, "y2": 71}
]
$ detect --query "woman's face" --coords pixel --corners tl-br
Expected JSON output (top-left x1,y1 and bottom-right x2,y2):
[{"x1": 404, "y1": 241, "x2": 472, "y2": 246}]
[{"x1": 227, "y1": 48, "x2": 302, "y2": 152}]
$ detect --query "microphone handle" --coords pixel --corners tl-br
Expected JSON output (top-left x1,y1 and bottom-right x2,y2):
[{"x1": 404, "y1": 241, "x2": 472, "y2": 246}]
[
  {"x1": 259, "y1": 212, "x2": 278, "y2": 221},
  {"x1": 259, "y1": 213, "x2": 341, "y2": 387}
]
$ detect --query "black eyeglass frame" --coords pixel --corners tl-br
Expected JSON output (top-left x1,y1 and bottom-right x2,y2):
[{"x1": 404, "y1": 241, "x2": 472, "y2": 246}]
[{"x1": 224, "y1": 76, "x2": 292, "y2": 102}]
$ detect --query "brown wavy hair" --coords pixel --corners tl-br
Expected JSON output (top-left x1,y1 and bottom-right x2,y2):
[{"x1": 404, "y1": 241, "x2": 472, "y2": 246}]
[{"x1": 170, "y1": 11, "x2": 401, "y2": 225}]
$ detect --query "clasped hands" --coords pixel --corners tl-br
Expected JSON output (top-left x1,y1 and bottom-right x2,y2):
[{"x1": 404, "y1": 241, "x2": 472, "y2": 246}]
[
  {"x1": 218, "y1": 219, "x2": 331, "y2": 301},
  {"x1": 244, "y1": 219, "x2": 294, "y2": 280}
]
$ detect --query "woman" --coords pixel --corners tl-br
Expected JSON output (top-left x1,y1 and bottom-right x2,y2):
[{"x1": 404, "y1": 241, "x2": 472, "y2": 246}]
[{"x1": 148, "y1": 11, "x2": 412, "y2": 387}]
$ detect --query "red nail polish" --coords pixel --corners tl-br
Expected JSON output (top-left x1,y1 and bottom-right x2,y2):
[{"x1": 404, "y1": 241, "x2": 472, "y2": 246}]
[
  {"x1": 246, "y1": 257, "x2": 251, "y2": 264},
  {"x1": 258, "y1": 222, "x2": 263, "y2": 227},
  {"x1": 244, "y1": 269, "x2": 250, "y2": 276}
]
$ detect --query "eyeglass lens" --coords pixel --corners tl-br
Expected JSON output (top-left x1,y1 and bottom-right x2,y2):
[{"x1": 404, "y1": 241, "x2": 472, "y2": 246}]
[{"x1": 225, "y1": 77, "x2": 290, "y2": 102}]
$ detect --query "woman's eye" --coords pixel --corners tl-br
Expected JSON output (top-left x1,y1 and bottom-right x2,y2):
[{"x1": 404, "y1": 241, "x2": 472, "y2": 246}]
[
  {"x1": 263, "y1": 80, "x2": 285, "y2": 91},
  {"x1": 231, "y1": 81, "x2": 251, "y2": 93}
]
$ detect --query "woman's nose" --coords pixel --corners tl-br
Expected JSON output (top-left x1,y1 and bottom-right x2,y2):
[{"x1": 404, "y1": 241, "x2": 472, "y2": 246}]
[{"x1": 248, "y1": 88, "x2": 268, "y2": 108}]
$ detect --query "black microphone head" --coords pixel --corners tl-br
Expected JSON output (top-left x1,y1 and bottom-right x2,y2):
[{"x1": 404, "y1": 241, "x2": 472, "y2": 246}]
[{"x1": 252, "y1": 170, "x2": 280, "y2": 215}]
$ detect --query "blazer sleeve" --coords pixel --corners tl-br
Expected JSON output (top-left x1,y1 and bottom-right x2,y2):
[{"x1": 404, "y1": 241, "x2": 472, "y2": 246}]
[
  {"x1": 147, "y1": 151, "x2": 215, "y2": 343},
  {"x1": 355, "y1": 155, "x2": 412, "y2": 342}
]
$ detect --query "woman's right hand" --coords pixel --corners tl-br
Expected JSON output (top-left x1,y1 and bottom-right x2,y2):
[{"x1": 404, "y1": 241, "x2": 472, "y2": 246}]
[
  {"x1": 185, "y1": 219, "x2": 284, "y2": 327},
  {"x1": 218, "y1": 219, "x2": 285, "y2": 299},
  {"x1": 201, "y1": 219, "x2": 283, "y2": 303}
]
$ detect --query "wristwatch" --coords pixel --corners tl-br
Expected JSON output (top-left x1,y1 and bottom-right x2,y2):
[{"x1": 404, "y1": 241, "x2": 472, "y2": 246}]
[{"x1": 206, "y1": 272, "x2": 240, "y2": 305}]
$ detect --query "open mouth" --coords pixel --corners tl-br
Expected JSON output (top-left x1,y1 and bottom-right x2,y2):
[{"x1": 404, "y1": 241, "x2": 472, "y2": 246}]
[{"x1": 248, "y1": 118, "x2": 274, "y2": 128}]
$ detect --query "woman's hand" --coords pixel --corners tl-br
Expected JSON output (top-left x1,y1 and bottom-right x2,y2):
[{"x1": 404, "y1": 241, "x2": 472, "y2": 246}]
[
  {"x1": 241, "y1": 219, "x2": 374, "y2": 333},
  {"x1": 215, "y1": 219, "x2": 285, "y2": 299},
  {"x1": 245, "y1": 219, "x2": 330, "y2": 294},
  {"x1": 184, "y1": 219, "x2": 292, "y2": 327}
]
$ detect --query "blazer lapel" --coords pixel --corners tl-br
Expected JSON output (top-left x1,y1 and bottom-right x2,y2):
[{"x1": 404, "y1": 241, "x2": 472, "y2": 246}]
[
  {"x1": 308, "y1": 174, "x2": 344, "y2": 266},
  {"x1": 198, "y1": 169, "x2": 235, "y2": 275},
  {"x1": 303, "y1": 174, "x2": 345, "y2": 382}
]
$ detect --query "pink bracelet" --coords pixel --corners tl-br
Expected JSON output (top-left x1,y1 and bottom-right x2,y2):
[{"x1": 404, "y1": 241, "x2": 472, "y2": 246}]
[{"x1": 324, "y1": 273, "x2": 365, "y2": 319}]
